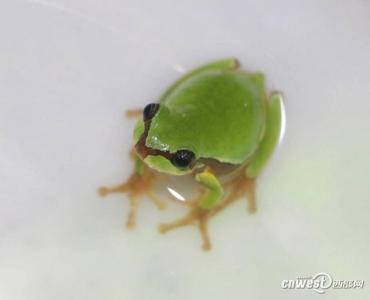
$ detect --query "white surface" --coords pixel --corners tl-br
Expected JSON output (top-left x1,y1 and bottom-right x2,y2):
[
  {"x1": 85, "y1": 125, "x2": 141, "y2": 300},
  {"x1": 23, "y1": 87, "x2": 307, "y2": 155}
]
[{"x1": 1, "y1": 0, "x2": 370, "y2": 299}]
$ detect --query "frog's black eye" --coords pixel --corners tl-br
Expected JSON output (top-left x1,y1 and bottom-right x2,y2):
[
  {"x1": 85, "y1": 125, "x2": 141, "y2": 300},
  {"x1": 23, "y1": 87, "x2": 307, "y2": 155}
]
[
  {"x1": 171, "y1": 150, "x2": 195, "y2": 168},
  {"x1": 143, "y1": 103, "x2": 160, "y2": 121}
]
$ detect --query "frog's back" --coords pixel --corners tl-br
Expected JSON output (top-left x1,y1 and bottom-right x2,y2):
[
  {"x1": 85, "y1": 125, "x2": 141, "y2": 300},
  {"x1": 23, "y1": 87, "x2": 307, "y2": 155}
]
[{"x1": 146, "y1": 69, "x2": 266, "y2": 164}]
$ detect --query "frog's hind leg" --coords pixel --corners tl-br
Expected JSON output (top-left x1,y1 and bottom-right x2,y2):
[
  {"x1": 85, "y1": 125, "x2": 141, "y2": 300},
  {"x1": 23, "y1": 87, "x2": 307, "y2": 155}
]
[
  {"x1": 158, "y1": 204, "x2": 212, "y2": 250},
  {"x1": 158, "y1": 170, "x2": 257, "y2": 250},
  {"x1": 217, "y1": 91, "x2": 283, "y2": 213},
  {"x1": 98, "y1": 155, "x2": 167, "y2": 229},
  {"x1": 158, "y1": 170, "x2": 223, "y2": 251},
  {"x1": 214, "y1": 174, "x2": 257, "y2": 216},
  {"x1": 246, "y1": 91, "x2": 284, "y2": 178},
  {"x1": 210, "y1": 91, "x2": 283, "y2": 217}
]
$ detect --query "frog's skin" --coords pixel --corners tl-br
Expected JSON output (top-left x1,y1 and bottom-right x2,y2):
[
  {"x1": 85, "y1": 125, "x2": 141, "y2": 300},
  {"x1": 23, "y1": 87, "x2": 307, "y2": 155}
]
[{"x1": 99, "y1": 58, "x2": 283, "y2": 250}]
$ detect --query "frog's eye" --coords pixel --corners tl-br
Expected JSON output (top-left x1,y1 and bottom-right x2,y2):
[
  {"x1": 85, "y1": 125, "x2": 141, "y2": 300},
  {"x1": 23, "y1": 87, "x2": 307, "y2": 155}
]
[
  {"x1": 143, "y1": 103, "x2": 160, "y2": 121},
  {"x1": 170, "y1": 150, "x2": 195, "y2": 168}
]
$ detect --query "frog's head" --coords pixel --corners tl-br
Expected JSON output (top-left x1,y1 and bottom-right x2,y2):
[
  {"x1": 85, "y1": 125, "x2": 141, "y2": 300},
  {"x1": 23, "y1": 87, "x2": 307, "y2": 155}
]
[{"x1": 133, "y1": 103, "x2": 201, "y2": 176}]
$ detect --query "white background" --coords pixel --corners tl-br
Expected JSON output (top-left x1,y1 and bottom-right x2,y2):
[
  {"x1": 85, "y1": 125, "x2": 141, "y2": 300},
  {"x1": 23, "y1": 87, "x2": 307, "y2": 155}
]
[{"x1": 0, "y1": 0, "x2": 369, "y2": 299}]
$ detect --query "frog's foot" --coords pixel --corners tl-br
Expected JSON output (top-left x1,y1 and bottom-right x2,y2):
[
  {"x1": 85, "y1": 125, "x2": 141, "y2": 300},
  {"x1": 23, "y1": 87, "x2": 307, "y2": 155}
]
[
  {"x1": 220, "y1": 175, "x2": 257, "y2": 214},
  {"x1": 98, "y1": 167, "x2": 166, "y2": 229},
  {"x1": 157, "y1": 174, "x2": 256, "y2": 250},
  {"x1": 158, "y1": 204, "x2": 212, "y2": 251}
]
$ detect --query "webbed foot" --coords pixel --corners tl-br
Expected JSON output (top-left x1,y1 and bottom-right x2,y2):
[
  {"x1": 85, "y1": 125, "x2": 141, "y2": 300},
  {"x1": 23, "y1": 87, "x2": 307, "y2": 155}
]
[
  {"x1": 222, "y1": 175, "x2": 256, "y2": 214},
  {"x1": 158, "y1": 203, "x2": 212, "y2": 251},
  {"x1": 98, "y1": 166, "x2": 166, "y2": 229},
  {"x1": 158, "y1": 172, "x2": 256, "y2": 251}
]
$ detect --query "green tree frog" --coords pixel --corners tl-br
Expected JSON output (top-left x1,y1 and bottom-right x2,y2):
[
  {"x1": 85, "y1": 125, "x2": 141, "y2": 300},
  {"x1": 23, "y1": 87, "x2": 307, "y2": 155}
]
[{"x1": 99, "y1": 58, "x2": 284, "y2": 250}]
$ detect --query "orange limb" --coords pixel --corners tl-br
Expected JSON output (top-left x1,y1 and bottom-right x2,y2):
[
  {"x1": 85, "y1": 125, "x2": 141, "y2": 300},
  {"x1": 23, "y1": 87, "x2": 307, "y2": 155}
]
[
  {"x1": 125, "y1": 109, "x2": 143, "y2": 118},
  {"x1": 158, "y1": 170, "x2": 257, "y2": 251},
  {"x1": 98, "y1": 165, "x2": 166, "y2": 229}
]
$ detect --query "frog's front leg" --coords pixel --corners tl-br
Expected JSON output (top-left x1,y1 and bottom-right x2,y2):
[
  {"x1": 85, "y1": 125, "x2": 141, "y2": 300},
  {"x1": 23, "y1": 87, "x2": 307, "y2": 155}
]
[
  {"x1": 98, "y1": 153, "x2": 166, "y2": 229},
  {"x1": 158, "y1": 170, "x2": 223, "y2": 251}
]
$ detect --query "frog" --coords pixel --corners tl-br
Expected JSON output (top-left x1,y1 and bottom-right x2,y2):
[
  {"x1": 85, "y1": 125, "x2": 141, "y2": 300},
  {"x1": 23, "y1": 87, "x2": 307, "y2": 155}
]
[{"x1": 99, "y1": 58, "x2": 284, "y2": 250}]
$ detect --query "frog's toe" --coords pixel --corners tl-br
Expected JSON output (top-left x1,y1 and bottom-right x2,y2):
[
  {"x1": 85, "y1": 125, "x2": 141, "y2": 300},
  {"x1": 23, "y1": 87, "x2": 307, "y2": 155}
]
[
  {"x1": 223, "y1": 175, "x2": 257, "y2": 214},
  {"x1": 98, "y1": 186, "x2": 109, "y2": 197},
  {"x1": 98, "y1": 167, "x2": 165, "y2": 228},
  {"x1": 147, "y1": 191, "x2": 167, "y2": 210},
  {"x1": 125, "y1": 109, "x2": 143, "y2": 118},
  {"x1": 158, "y1": 207, "x2": 213, "y2": 251},
  {"x1": 242, "y1": 177, "x2": 257, "y2": 213},
  {"x1": 97, "y1": 182, "x2": 129, "y2": 197},
  {"x1": 199, "y1": 218, "x2": 211, "y2": 251},
  {"x1": 158, "y1": 214, "x2": 195, "y2": 233},
  {"x1": 126, "y1": 195, "x2": 138, "y2": 229}
]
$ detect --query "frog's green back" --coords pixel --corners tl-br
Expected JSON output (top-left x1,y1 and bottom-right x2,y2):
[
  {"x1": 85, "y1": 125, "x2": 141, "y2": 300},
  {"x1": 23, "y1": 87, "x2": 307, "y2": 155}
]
[{"x1": 146, "y1": 68, "x2": 266, "y2": 164}]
